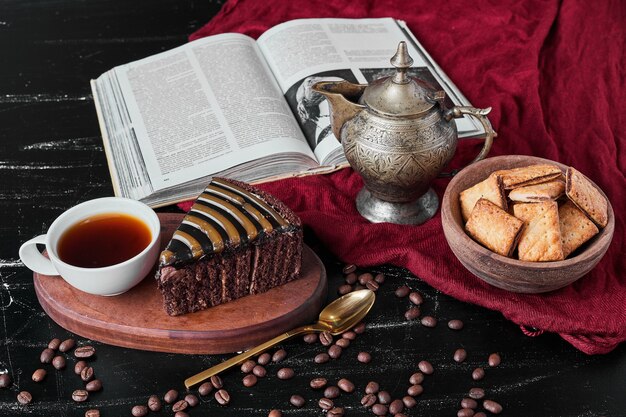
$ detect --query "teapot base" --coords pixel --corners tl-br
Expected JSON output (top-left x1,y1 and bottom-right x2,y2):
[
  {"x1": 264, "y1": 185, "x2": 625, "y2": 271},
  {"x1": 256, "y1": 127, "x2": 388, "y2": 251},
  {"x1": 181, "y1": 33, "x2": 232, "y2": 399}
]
[{"x1": 356, "y1": 187, "x2": 439, "y2": 225}]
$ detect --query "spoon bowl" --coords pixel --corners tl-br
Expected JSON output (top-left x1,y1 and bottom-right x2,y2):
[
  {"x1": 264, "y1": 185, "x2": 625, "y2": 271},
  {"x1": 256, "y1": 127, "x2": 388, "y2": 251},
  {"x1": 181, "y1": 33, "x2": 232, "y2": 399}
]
[{"x1": 184, "y1": 289, "x2": 375, "y2": 388}]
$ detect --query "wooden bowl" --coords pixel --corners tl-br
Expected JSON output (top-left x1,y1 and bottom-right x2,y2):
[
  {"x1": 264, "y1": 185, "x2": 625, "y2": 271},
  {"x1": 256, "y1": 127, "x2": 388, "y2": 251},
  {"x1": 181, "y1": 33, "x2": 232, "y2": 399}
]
[{"x1": 441, "y1": 155, "x2": 615, "y2": 293}]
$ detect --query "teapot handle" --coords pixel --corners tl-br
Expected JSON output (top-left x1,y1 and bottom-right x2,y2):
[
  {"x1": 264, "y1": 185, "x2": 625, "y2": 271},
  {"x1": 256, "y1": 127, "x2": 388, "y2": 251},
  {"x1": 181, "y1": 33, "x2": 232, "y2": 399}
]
[{"x1": 439, "y1": 106, "x2": 497, "y2": 177}]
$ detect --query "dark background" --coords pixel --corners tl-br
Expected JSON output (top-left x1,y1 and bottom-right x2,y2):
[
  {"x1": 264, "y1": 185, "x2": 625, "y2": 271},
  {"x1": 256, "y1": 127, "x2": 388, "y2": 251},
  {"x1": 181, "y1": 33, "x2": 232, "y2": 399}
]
[{"x1": 1, "y1": 1, "x2": 625, "y2": 416}]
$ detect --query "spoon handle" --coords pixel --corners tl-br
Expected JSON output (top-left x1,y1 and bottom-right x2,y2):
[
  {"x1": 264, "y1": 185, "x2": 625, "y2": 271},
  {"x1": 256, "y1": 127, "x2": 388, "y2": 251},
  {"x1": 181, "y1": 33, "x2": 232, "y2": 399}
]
[{"x1": 184, "y1": 325, "x2": 319, "y2": 389}]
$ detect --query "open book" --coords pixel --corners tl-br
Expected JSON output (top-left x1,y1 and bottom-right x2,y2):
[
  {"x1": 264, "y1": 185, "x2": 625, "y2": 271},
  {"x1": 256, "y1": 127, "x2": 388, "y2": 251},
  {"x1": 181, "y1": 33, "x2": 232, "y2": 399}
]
[{"x1": 91, "y1": 18, "x2": 487, "y2": 207}]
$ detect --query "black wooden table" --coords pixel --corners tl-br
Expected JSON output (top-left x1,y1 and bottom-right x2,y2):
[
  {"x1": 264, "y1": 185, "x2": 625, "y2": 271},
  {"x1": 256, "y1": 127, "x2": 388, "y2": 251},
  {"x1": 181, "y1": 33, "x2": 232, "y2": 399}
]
[{"x1": 1, "y1": 1, "x2": 624, "y2": 416}]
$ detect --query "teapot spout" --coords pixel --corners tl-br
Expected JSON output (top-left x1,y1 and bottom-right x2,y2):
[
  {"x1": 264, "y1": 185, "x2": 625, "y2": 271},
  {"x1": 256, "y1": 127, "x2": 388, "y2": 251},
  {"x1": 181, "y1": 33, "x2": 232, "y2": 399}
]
[{"x1": 312, "y1": 81, "x2": 366, "y2": 141}]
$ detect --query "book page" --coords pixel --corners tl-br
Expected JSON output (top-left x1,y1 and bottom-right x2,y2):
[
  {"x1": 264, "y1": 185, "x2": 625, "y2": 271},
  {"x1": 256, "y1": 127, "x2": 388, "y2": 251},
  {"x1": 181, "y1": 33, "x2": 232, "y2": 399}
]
[
  {"x1": 257, "y1": 18, "x2": 483, "y2": 165},
  {"x1": 113, "y1": 33, "x2": 315, "y2": 191}
]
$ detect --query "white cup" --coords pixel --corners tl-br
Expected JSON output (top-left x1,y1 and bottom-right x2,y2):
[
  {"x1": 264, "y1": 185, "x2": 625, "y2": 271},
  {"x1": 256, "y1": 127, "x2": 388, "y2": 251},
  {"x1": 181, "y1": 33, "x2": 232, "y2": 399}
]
[{"x1": 19, "y1": 197, "x2": 161, "y2": 296}]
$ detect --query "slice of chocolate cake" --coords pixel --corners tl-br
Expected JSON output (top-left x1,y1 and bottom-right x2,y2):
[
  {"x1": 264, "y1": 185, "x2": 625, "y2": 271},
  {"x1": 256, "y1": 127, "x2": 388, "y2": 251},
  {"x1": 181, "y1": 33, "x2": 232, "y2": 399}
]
[{"x1": 156, "y1": 178, "x2": 303, "y2": 316}]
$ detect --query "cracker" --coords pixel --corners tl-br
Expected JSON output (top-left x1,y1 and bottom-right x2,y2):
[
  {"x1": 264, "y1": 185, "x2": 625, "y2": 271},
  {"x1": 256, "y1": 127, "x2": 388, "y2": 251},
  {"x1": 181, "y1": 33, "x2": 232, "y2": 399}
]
[
  {"x1": 517, "y1": 201, "x2": 564, "y2": 262},
  {"x1": 459, "y1": 173, "x2": 507, "y2": 223},
  {"x1": 494, "y1": 164, "x2": 562, "y2": 189},
  {"x1": 508, "y1": 180, "x2": 565, "y2": 202},
  {"x1": 512, "y1": 201, "x2": 553, "y2": 224},
  {"x1": 465, "y1": 198, "x2": 524, "y2": 257},
  {"x1": 566, "y1": 167, "x2": 608, "y2": 228},
  {"x1": 559, "y1": 200, "x2": 599, "y2": 258}
]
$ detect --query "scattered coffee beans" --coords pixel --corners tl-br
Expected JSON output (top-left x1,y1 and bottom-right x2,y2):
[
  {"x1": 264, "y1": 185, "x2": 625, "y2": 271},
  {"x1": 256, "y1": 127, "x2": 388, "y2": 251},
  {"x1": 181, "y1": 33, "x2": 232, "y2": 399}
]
[
  {"x1": 320, "y1": 331, "x2": 333, "y2": 346},
  {"x1": 352, "y1": 322, "x2": 366, "y2": 334},
  {"x1": 324, "y1": 386, "x2": 340, "y2": 399},
  {"x1": 335, "y1": 338, "x2": 350, "y2": 348},
  {"x1": 457, "y1": 408, "x2": 474, "y2": 417},
  {"x1": 257, "y1": 352, "x2": 271, "y2": 365},
  {"x1": 372, "y1": 403, "x2": 388, "y2": 416},
  {"x1": 318, "y1": 397, "x2": 334, "y2": 410},
  {"x1": 389, "y1": 399, "x2": 404, "y2": 414},
  {"x1": 328, "y1": 345, "x2": 342, "y2": 359},
  {"x1": 72, "y1": 389, "x2": 89, "y2": 402},
  {"x1": 48, "y1": 338, "x2": 61, "y2": 350},
  {"x1": 342, "y1": 264, "x2": 357, "y2": 274},
  {"x1": 483, "y1": 399, "x2": 503, "y2": 414},
  {"x1": 210, "y1": 375, "x2": 224, "y2": 389},
  {"x1": 461, "y1": 397, "x2": 478, "y2": 409},
  {"x1": 407, "y1": 384, "x2": 423, "y2": 397},
  {"x1": 184, "y1": 394, "x2": 198, "y2": 407},
  {"x1": 0, "y1": 374, "x2": 11, "y2": 388},
  {"x1": 327, "y1": 406, "x2": 345, "y2": 417},
  {"x1": 32, "y1": 368, "x2": 46, "y2": 382},
  {"x1": 172, "y1": 399, "x2": 188, "y2": 412},
  {"x1": 303, "y1": 333, "x2": 318, "y2": 344},
  {"x1": 409, "y1": 291, "x2": 423, "y2": 305},
  {"x1": 468, "y1": 387, "x2": 485, "y2": 400},
  {"x1": 337, "y1": 378, "x2": 355, "y2": 393},
  {"x1": 448, "y1": 319, "x2": 464, "y2": 330},
  {"x1": 377, "y1": 390, "x2": 391, "y2": 404},
  {"x1": 374, "y1": 273, "x2": 385, "y2": 284},
  {"x1": 365, "y1": 381, "x2": 379, "y2": 394},
  {"x1": 80, "y1": 366, "x2": 94, "y2": 382},
  {"x1": 52, "y1": 355, "x2": 66, "y2": 370},
  {"x1": 58, "y1": 338, "x2": 75, "y2": 353},
  {"x1": 17, "y1": 391, "x2": 33, "y2": 405},
  {"x1": 474, "y1": 413, "x2": 487, "y2": 417},
  {"x1": 272, "y1": 348, "x2": 287, "y2": 363},
  {"x1": 74, "y1": 360, "x2": 87, "y2": 375},
  {"x1": 85, "y1": 409, "x2": 100, "y2": 417},
  {"x1": 131, "y1": 405, "x2": 148, "y2": 417},
  {"x1": 215, "y1": 389, "x2": 230, "y2": 405},
  {"x1": 289, "y1": 394, "x2": 305, "y2": 408},
  {"x1": 472, "y1": 367, "x2": 485, "y2": 381},
  {"x1": 342, "y1": 331, "x2": 357, "y2": 340},
  {"x1": 314, "y1": 353, "x2": 330, "y2": 364},
  {"x1": 488, "y1": 353, "x2": 501, "y2": 367},
  {"x1": 277, "y1": 368, "x2": 294, "y2": 380},
  {"x1": 148, "y1": 395, "x2": 162, "y2": 411},
  {"x1": 241, "y1": 359, "x2": 256, "y2": 373},
  {"x1": 357, "y1": 351, "x2": 372, "y2": 363},
  {"x1": 365, "y1": 280, "x2": 379, "y2": 292},
  {"x1": 164, "y1": 389, "x2": 178, "y2": 403},
  {"x1": 40, "y1": 348, "x2": 54, "y2": 364},
  {"x1": 361, "y1": 393, "x2": 376, "y2": 407},
  {"x1": 418, "y1": 360, "x2": 434, "y2": 374},
  {"x1": 409, "y1": 372, "x2": 424, "y2": 385},
  {"x1": 405, "y1": 307, "x2": 421, "y2": 320},
  {"x1": 268, "y1": 409, "x2": 282, "y2": 417},
  {"x1": 454, "y1": 348, "x2": 468, "y2": 363},
  {"x1": 310, "y1": 377, "x2": 327, "y2": 389},
  {"x1": 358, "y1": 272, "x2": 373, "y2": 285},
  {"x1": 86, "y1": 379, "x2": 102, "y2": 392},
  {"x1": 198, "y1": 382, "x2": 213, "y2": 396},
  {"x1": 395, "y1": 285, "x2": 410, "y2": 298},
  {"x1": 421, "y1": 316, "x2": 438, "y2": 328},
  {"x1": 74, "y1": 345, "x2": 96, "y2": 358},
  {"x1": 338, "y1": 284, "x2": 352, "y2": 295},
  {"x1": 252, "y1": 365, "x2": 267, "y2": 378},
  {"x1": 345, "y1": 273, "x2": 357, "y2": 285},
  {"x1": 243, "y1": 374, "x2": 258, "y2": 387},
  {"x1": 403, "y1": 395, "x2": 417, "y2": 408},
  {"x1": 174, "y1": 412, "x2": 189, "y2": 417}
]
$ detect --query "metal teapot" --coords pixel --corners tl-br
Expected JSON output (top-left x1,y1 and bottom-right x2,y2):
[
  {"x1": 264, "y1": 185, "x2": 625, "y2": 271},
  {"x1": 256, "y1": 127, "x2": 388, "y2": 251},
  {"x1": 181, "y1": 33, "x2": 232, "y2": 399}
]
[{"x1": 312, "y1": 41, "x2": 496, "y2": 224}]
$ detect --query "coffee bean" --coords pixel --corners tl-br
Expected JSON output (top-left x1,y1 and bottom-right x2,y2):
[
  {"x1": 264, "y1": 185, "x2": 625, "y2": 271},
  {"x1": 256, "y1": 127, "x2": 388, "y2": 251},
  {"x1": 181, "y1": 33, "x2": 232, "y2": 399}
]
[
  {"x1": 374, "y1": 273, "x2": 385, "y2": 284},
  {"x1": 328, "y1": 345, "x2": 342, "y2": 359},
  {"x1": 365, "y1": 280, "x2": 379, "y2": 292},
  {"x1": 335, "y1": 338, "x2": 350, "y2": 348},
  {"x1": 395, "y1": 414, "x2": 408, "y2": 417},
  {"x1": 86, "y1": 379, "x2": 102, "y2": 392},
  {"x1": 345, "y1": 273, "x2": 357, "y2": 285},
  {"x1": 448, "y1": 319, "x2": 464, "y2": 330},
  {"x1": 40, "y1": 348, "x2": 54, "y2": 364},
  {"x1": 324, "y1": 386, "x2": 340, "y2": 399},
  {"x1": 210, "y1": 375, "x2": 223, "y2": 389},
  {"x1": 468, "y1": 387, "x2": 485, "y2": 400},
  {"x1": 395, "y1": 285, "x2": 410, "y2": 298},
  {"x1": 454, "y1": 348, "x2": 467, "y2": 363},
  {"x1": 164, "y1": 389, "x2": 178, "y2": 403},
  {"x1": 85, "y1": 409, "x2": 100, "y2": 417},
  {"x1": 184, "y1": 394, "x2": 199, "y2": 407},
  {"x1": 409, "y1": 291, "x2": 423, "y2": 305},
  {"x1": 421, "y1": 316, "x2": 438, "y2": 327},
  {"x1": 358, "y1": 272, "x2": 373, "y2": 285},
  {"x1": 74, "y1": 345, "x2": 96, "y2": 359},
  {"x1": 457, "y1": 408, "x2": 475, "y2": 417},
  {"x1": 461, "y1": 397, "x2": 478, "y2": 409},
  {"x1": 172, "y1": 399, "x2": 188, "y2": 412},
  {"x1": 72, "y1": 389, "x2": 89, "y2": 402},
  {"x1": 272, "y1": 348, "x2": 287, "y2": 363},
  {"x1": 215, "y1": 389, "x2": 230, "y2": 405},
  {"x1": 407, "y1": 384, "x2": 423, "y2": 397},
  {"x1": 338, "y1": 284, "x2": 352, "y2": 295},
  {"x1": 80, "y1": 366, "x2": 94, "y2": 382},
  {"x1": 474, "y1": 413, "x2": 487, "y2": 417},
  {"x1": 377, "y1": 390, "x2": 391, "y2": 404},
  {"x1": 268, "y1": 410, "x2": 282, "y2": 417},
  {"x1": 352, "y1": 322, "x2": 366, "y2": 334},
  {"x1": 257, "y1": 352, "x2": 271, "y2": 365},
  {"x1": 483, "y1": 399, "x2": 503, "y2": 414},
  {"x1": 252, "y1": 365, "x2": 266, "y2": 377},
  {"x1": 405, "y1": 307, "x2": 421, "y2": 320},
  {"x1": 241, "y1": 359, "x2": 256, "y2": 373},
  {"x1": 74, "y1": 360, "x2": 87, "y2": 375},
  {"x1": 243, "y1": 374, "x2": 258, "y2": 387},
  {"x1": 32, "y1": 368, "x2": 46, "y2": 382},
  {"x1": 277, "y1": 368, "x2": 294, "y2": 380},
  {"x1": 361, "y1": 393, "x2": 376, "y2": 407},
  {"x1": 342, "y1": 331, "x2": 357, "y2": 340},
  {"x1": 303, "y1": 333, "x2": 318, "y2": 344},
  {"x1": 389, "y1": 399, "x2": 404, "y2": 414},
  {"x1": 488, "y1": 353, "x2": 501, "y2": 367},
  {"x1": 319, "y1": 331, "x2": 333, "y2": 346},
  {"x1": 52, "y1": 355, "x2": 66, "y2": 370},
  {"x1": 131, "y1": 405, "x2": 148, "y2": 417},
  {"x1": 174, "y1": 412, "x2": 189, "y2": 417},
  {"x1": 314, "y1": 353, "x2": 330, "y2": 364},
  {"x1": 409, "y1": 372, "x2": 424, "y2": 385},
  {"x1": 365, "y1": 381, "x2": 379, "y2": 394},
  {"x1": 472, "y1": 367, "x2": 485, "y2": 381},
  {"x1": 0, "y1": 374, "x2": 11, "y2": 388},
  {"x1": 418, "y1": 360, "x2": 434, "y2": 374},
  {"x1": 337, "y1": 378, "x2": 354, "y2": 393},
  {"x1": 372, "y1": 403, "x2": 388, "y2": 416},
  {"x1": 318, "y1": 397, "x2": 334, "y2": 410},
  {"x1": 48, "y1": 338, "x2": 61, "y2": 350},
  {"x1": 342, "y1": 264, "x2": 357, "y2": 274},
  {"x1": 402, "y1": 395, "x2": 417, "y2": 408},
  {"x1": 327, "y1": 407, "x2": 344, "y2": 417},
  {"x1": 289, "y1": 394, "x2": 305, "y2": 408},
  {"x1": 310, "y1": 377, "x2": 327, "y2": 389},
  {"x1": 148, "y1": 395, "x2": 161, "y2": 411},
  {"x1": 17, "y1": 390, "x2": 32, "y2": 405},
  {"x1": 357, "y1": 351, "x2": 372, "y2": 363},
  {"x1": 58, "y1": 338, "x2": 75, "y2": 353},
  {"x1": 198, "y1": 382, "x2": 212, "y2": 396}
]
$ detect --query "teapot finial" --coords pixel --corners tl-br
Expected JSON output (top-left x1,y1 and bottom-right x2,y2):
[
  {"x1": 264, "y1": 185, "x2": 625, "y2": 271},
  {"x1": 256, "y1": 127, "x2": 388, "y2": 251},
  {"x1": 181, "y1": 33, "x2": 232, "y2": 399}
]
[{"x1": 391, "y1": 41, "x2": 413, "y2": 84}]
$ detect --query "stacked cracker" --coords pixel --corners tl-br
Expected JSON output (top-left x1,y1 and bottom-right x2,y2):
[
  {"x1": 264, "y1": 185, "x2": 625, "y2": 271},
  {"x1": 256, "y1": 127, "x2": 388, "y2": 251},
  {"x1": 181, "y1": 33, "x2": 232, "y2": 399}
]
[{"x1": 459, "y1": 165, "x2": 608, "y2": 261}]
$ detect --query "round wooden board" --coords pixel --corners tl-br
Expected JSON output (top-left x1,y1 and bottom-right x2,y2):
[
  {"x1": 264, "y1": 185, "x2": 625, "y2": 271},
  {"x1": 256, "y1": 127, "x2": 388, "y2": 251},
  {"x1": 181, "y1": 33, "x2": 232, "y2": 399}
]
[{"x1": 33, "y1": 213, "x2": 327, "y2": 354}]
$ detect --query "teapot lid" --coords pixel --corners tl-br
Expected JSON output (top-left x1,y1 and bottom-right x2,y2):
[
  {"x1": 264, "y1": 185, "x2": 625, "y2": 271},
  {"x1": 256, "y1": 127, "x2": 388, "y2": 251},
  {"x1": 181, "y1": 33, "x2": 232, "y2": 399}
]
[{"x1": 360, "y1": 41, "x2": 441, "y2": 117}]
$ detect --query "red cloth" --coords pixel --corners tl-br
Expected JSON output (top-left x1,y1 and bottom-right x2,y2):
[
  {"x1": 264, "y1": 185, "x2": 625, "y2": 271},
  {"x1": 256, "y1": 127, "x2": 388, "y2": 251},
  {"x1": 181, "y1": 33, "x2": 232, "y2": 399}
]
[{"x1": 187, "y1": 0, "x2": 626, "y2": 354}]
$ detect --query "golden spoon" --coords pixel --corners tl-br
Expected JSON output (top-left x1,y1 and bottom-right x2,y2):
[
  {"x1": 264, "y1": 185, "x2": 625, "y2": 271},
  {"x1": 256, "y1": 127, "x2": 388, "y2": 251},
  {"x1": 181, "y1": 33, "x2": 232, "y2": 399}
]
[{"x1": 184, "y1": 289, "x2": 376, "y2": 389}]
